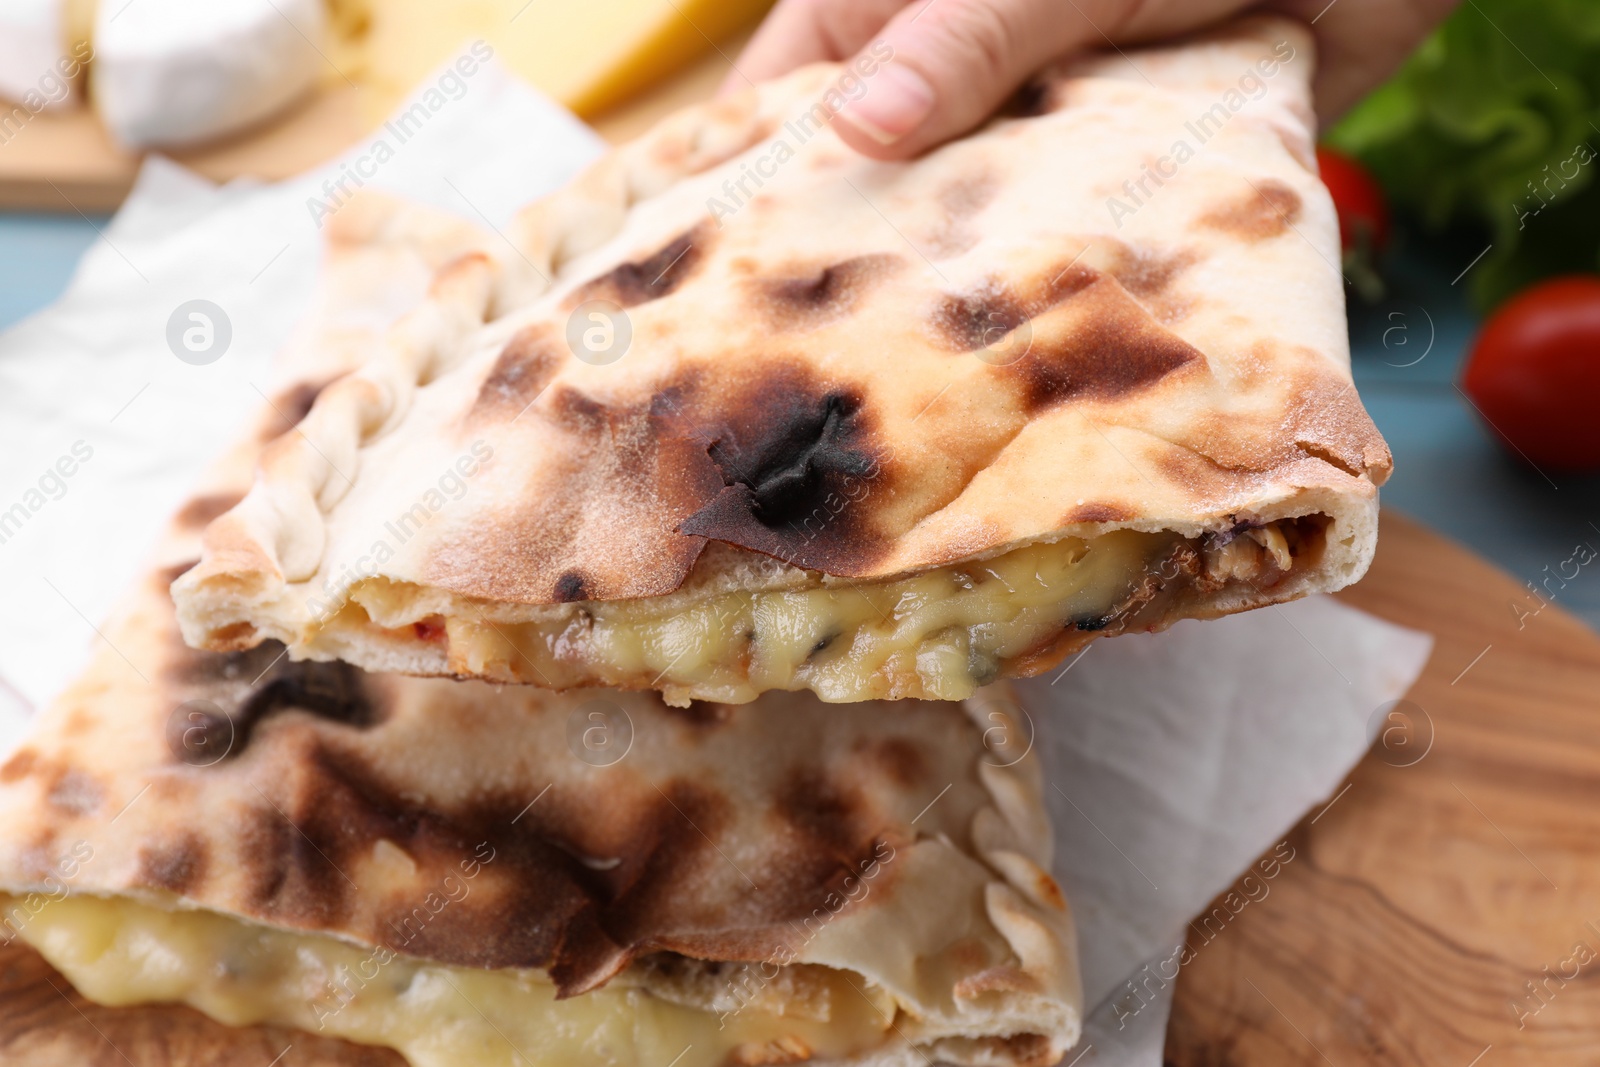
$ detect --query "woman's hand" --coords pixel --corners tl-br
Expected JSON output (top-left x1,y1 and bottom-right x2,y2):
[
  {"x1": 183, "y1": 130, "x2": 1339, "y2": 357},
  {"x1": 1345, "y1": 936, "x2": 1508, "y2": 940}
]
[{"x1": 725, "y1": 0, "x2": 1458, "y2": 159}]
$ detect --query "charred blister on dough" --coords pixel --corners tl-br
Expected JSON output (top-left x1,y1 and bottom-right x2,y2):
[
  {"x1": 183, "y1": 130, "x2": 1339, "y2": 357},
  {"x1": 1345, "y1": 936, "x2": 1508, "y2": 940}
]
[
  {"x1": 44, "y1": 767, "x2": 103, "y2": 817},
  {"x1": 1199, "y1": 178, "x2": 1302, "y2": 241},
  {"x1": 676, "y1": 371, "x2": 893, "y2": 574},
  {"x1": 725, "y1": 393, "x2": 876, "y2": 525},
  {"x1": 1066, "y1": 502, "x2": 1135, "y2": 524},
  {"x1": 932, "y1": 285, "x2": 1031, "y2": 352},
  {"x1": 553, "y1": 571, "x2": 589, "y2": 603},
  {"x1": 774, "y1": 767, "x2": 870, "y2": 856},
  {"x1": 546, "y1": 383, "x2": 615, "y2": 432},
  {"x1": 1105, "y1": 242, "x2": 1198, "y2": 299},
  {"x1": 240, "y1": 804, "x2": 297, "y2": 912},
  {"x1": 568, "y1": 224, "x2": 710, "y2": 310},
  {"x1": 164, "y1": 645, "x2": 383, "y2": 766},
  {"x1": 854, "y1": 735, "x2": 928, "y2": 789},
  {"x1": 1034, "y1": 258, "x2": 1102, "y2": 310},
  {"x1": 427, "y1": 367, "x2": 721, "y2": 606},
  {"x1": 224, "y1": 732, "x2": 810, "y2": 997},
  {"x1": 166, "y1": 634, "x2": 296, "y2": 689},
  {"x1": 757, "y1": 254, "x2": 902, "y2": 330},
  {"x1": 1003, "y1": 278, "x2": 1205, "y2": 411},
  {"x1": 468, "y1": 325, "x2": 563, "y2": 422},
  {"x1": 933, "y1": 250, "x2": 1110, "y2": 357},
  {"x1": 136, "y1": 834, "x2": 207, "y2": 894},
  {"x1": 235, "y1": 659, "x2": 380, "y2": 736},
  {"x1": 247, "y1": 744, "x2": 486, "y2": 928}
]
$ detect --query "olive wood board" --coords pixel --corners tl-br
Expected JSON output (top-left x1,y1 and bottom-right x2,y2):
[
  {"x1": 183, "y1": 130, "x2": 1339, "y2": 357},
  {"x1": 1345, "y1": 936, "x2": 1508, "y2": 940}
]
[{"x1": 0, "y1": 25, "x2": 747, "y2": 213}]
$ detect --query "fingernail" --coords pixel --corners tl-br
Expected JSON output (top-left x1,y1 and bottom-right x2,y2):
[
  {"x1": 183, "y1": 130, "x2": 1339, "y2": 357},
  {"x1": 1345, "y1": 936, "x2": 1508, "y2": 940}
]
[{"x1": 837, "y1": 62, "x2": 935, "y2": 144}]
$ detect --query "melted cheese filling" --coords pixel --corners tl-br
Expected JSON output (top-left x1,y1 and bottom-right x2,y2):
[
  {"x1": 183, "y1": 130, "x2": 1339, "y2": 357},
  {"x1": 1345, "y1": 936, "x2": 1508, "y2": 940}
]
[
  {"x1": 6, "y1": 894, "x2": 899, "y2": 1067},
  {"x1": 330, "y1": 525, "x2": 1300, "y2": 705}
]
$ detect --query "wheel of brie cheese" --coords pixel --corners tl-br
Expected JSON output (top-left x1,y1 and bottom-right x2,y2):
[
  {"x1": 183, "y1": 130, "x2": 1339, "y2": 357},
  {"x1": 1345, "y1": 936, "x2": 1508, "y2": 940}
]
[{"x1": 92, "y1": 0, "x2": 327, "y2": 149}]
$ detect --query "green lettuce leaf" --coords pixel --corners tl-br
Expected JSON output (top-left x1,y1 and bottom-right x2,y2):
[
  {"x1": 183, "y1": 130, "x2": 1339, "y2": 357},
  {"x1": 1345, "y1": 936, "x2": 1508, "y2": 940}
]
[{"x1": 1326, "y1": 0, "x2": 1600, "y2": 309}]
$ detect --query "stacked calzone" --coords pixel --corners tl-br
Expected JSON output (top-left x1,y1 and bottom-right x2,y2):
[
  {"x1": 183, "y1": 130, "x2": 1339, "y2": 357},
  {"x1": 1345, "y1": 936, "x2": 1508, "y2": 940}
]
[
  {"x1": 172, "y1": 17, "x2": 1389, "y2": 707},
  {"x1": 2, "y1": 17, "x2": 1395, "y2": 1067},
  {"x1": 0, "y1": 197, "x2": 1076, "y2": 1066}
]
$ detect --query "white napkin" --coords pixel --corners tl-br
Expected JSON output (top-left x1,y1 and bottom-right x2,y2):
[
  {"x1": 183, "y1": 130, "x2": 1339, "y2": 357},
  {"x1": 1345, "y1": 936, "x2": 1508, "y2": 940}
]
[
  {"x1": 0, "y1": 56, "x2": 604, "y2": 723},
  {"x1": 0, "y1": 56, "x2": 1432, "y2": 1066},
  {"x1": 1021, "y1": 596, "x2": 1431, "y2": 1062}
]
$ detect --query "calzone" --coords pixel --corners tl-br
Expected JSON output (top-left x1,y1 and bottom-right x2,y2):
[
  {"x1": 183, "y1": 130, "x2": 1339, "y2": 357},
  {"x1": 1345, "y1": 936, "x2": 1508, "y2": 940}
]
[{"x1": 173, "y1": 18, "x2": 1390, "y2": 705}]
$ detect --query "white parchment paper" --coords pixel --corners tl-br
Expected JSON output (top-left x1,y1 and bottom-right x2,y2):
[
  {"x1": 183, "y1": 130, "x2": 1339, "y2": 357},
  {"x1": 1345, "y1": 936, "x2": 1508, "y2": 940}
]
[
  {"x1": 1021, "y1": 597, "x2": 1431, "y2": 1062},
  {"x1": 0, "y1": 58, "x2": 1433, "y2": 1066},
  {"x1": 0, "y1": 56, "x2": 603, "y2": 721}
]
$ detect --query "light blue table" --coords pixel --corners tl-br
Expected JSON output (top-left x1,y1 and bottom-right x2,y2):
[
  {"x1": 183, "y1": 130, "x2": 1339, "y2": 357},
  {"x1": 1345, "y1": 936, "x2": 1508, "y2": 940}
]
[
  {"x1": 3, "y1": 211, "x2": 1596, "y2": 631},
  {"x1": 1344, "y1": 233, "x2": 1600, "y2": 632}
]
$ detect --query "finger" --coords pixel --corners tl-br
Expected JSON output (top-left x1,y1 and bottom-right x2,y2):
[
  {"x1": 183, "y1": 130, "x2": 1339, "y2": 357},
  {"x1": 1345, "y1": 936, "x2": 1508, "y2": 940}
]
[
  {"x1": 721, "y1": 0, "x2": 913, "y2": 96},
  {"x1": 824, "y1": 0, "x2": 1067, "y2": 158},
  {"x1": 827, "y1": 0, "x2": 1241, "y2": 159},
  {"x1": 1269, "y1": 0, "x2": 1459, "y2": 122}
]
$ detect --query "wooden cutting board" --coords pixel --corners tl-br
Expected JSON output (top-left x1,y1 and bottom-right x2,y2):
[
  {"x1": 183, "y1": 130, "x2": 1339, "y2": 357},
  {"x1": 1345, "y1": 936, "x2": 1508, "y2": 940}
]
[
  {"x1": 0, "y1": 86, "x2": 374, "y2": 213},
  {"x1": 0, "y1": 27, "x2": 747, "y2": 213},
  {"x1": 4, "y1": 512, "x2": 1594, "y2": 1064},
  {"x1": 1168, "y1": 510, "x2": 1600, "y2": 1065}
]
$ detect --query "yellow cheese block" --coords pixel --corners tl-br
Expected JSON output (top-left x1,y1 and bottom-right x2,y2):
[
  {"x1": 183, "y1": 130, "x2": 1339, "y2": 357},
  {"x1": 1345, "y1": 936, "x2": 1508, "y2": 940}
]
[
  {"x1": 329, "y1": 0, "x2": 774, "y2": 120},
  {"x1": 65, "y1": 0, "x2": 95, "y2": 58}
]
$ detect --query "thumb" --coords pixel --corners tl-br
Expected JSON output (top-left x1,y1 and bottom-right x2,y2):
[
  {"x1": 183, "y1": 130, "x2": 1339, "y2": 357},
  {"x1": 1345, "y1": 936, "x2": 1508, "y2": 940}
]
[{"x1": 830, "y1": 0, "x2": 1088, "y2": 159}]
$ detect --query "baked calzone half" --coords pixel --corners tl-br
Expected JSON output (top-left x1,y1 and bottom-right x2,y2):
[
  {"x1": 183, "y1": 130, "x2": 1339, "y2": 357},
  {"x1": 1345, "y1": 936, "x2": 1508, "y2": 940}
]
[{"x1": 174, "y1": 17, "x2": 1389, "y2": 705}]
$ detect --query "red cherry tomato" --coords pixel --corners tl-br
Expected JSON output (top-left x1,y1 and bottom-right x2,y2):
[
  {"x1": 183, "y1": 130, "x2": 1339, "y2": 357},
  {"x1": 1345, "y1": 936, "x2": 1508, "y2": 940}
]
[
  {"x1": 1462, "y1": 276, "x2": 1600, "y2": 472},
  {"x1": 1317, "y1": 146, "x2": 1390, "y2": 255}
]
